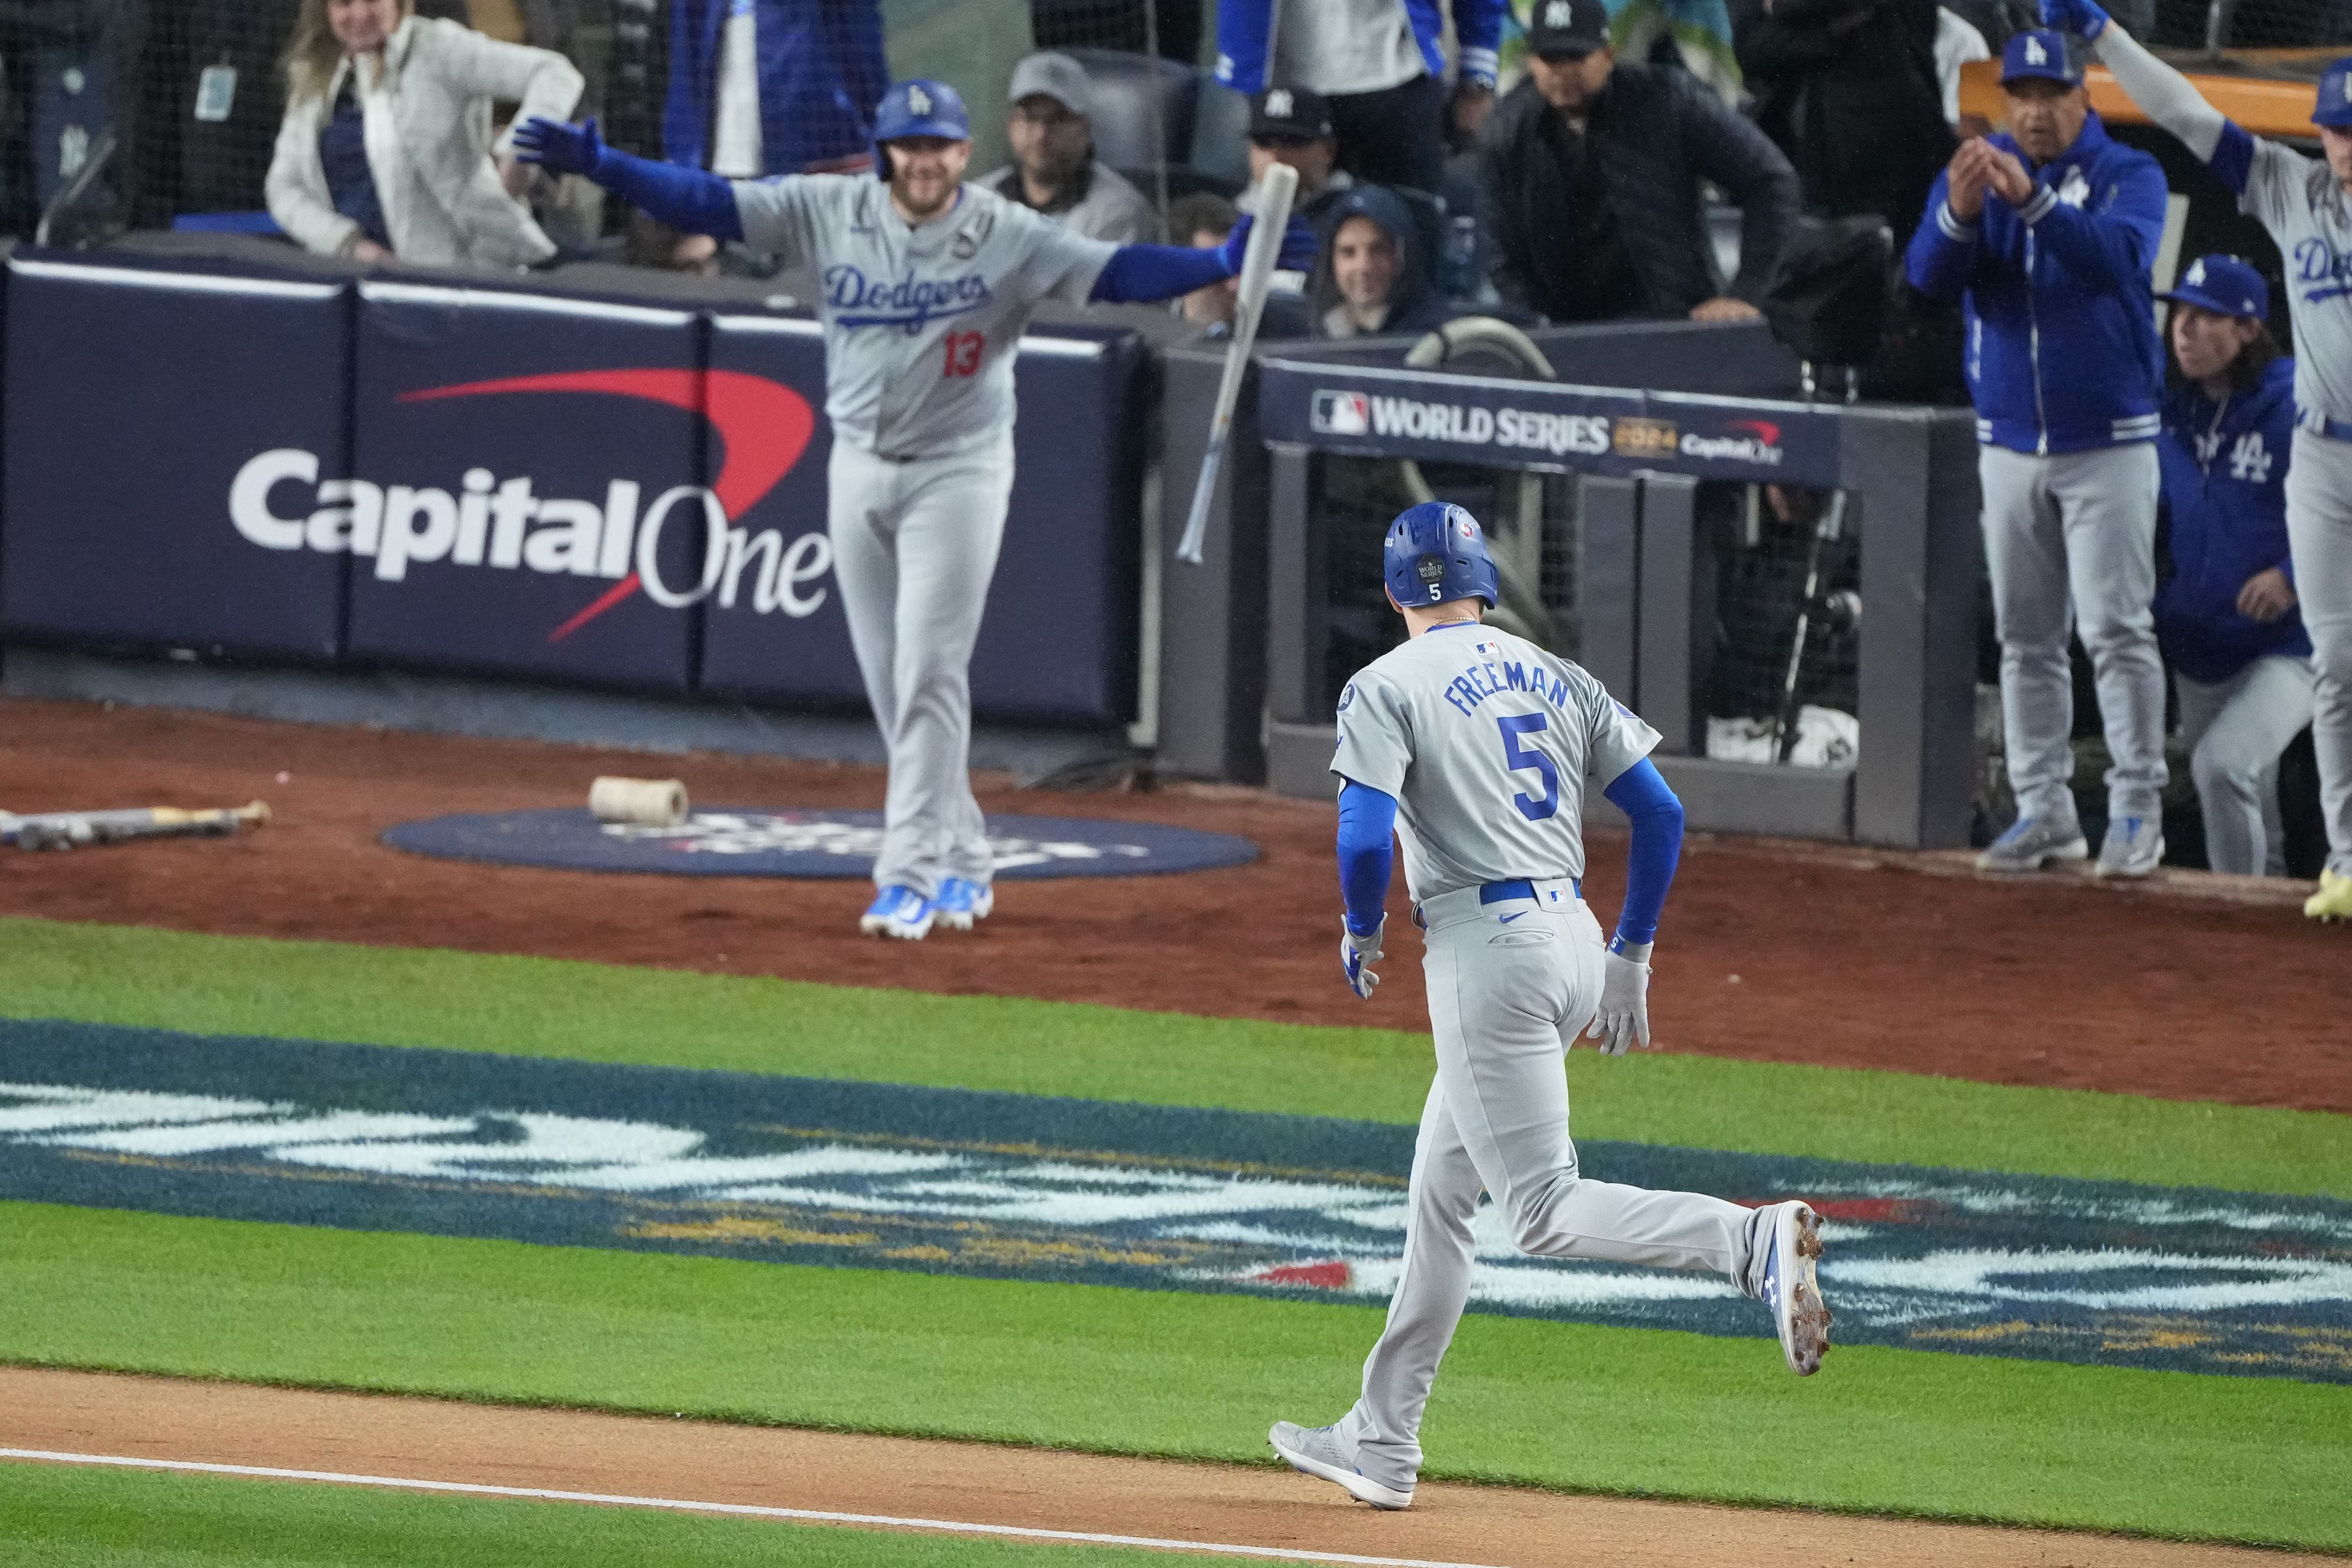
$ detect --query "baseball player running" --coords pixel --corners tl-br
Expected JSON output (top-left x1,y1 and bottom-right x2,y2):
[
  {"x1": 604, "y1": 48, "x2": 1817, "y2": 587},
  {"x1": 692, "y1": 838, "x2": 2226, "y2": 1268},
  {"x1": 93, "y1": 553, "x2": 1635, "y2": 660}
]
[
  {"x1": 1268, "y1": 502, "x2": 1829, "y2": 1511},
  {"x1": 2034, "y1": 2, "x2": 2352, "y2": 921},
  {"x1": 514, "y1": 83, "x2": 1310, "y2": 940}
]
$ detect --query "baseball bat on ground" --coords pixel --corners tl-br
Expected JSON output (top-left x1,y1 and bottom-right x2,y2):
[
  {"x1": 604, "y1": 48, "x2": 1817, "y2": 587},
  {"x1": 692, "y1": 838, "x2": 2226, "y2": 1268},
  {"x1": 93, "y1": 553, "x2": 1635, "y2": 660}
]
[
  {"x1": 3, "y1": 801, "x2": 270, "y2": 851},
  {"x1": 1174, "y1": 160, "x2": 1300, "y2": 567}
]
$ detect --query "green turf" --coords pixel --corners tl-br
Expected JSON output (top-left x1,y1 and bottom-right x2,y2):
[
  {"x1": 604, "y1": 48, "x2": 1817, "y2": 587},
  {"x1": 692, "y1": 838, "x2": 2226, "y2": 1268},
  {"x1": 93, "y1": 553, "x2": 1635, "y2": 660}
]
[
  {"x1": 0, "y1": 1461, "x2": 1256, "y2": 1567},
  {"x1": 2, "y1": 917, "x2": 2345, "y2": 1197},
  {"x1": 4, "y1": 1203, "x2": 2343, "y2": 1550}
]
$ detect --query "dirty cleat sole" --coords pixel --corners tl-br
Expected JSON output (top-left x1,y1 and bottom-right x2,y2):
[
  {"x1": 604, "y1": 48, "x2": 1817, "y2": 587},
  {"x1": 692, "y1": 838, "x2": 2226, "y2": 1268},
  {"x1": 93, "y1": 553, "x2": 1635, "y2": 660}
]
[
  {"x1": 1764, "y1": 1201, "x2": 1832, "y2": 1376},
  {"x1": 1268, "y1": 1423, "x2": 1413, "y2": 1510}
]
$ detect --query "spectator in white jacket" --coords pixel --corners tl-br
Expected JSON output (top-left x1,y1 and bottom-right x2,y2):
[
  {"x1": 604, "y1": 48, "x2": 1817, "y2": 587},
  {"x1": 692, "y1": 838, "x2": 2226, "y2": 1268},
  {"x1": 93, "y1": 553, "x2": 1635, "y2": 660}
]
[{"x1": 267, "y1": 0, "x2": 583, "y2": 268}]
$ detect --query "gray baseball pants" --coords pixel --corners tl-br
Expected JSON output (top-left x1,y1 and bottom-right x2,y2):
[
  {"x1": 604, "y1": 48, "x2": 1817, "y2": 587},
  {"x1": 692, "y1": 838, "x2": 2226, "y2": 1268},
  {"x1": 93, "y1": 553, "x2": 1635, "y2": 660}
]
[
  {"x1": 2176, "y1": 657, "x2": 2314, "y2": 878},
  {"x1": 827, "y1": 435, "x2": 1016, "y2": 899},
  {"x1": 1979, "y1": 443, "x2": 2168, "y2": 822},
  {"x1": 2286, "y1": 428, "x2": 2352, "y2": 877},
  {"x1": 1333, "y1": 882, "x2": 1773, "y2": 1493}
]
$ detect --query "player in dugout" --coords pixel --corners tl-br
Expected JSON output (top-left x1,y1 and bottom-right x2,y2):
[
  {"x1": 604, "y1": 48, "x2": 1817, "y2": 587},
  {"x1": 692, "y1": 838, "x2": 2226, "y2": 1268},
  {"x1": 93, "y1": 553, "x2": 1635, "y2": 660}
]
[
  {"x1": 513, "y1": 84, "x2": 1313, "y2": 941},
  {"x1": 2034, "y1": 0, "x2": 2352, "y2": 920},
  {"x1": 1905, "y1": 29, "x2": 2172, "y2": 880}
]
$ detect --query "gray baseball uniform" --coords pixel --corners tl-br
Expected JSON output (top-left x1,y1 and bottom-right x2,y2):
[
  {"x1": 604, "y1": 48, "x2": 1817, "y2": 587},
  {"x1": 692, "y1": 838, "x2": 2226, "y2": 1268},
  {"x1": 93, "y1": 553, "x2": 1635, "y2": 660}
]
[
  {"x1": 731, "y1": 176, "x2": 1116, "y2": 895},
  {"x1": 1327, "y1": 623, "x2": 1776, "y2": 1494},
  {"x1": 2093, "y1": 26, "x2": 2352, "y2": 872}
]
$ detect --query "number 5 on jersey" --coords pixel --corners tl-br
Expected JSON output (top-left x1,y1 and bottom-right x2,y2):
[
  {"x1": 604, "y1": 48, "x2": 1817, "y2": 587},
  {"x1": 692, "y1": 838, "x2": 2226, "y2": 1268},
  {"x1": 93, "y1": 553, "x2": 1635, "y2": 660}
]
[
  {"x1": 941, "y1": 330, "x2": 983, "y2": 378},
  {"x1": 1498, "y1": 714, "x2": 1559, "y2": 821}
]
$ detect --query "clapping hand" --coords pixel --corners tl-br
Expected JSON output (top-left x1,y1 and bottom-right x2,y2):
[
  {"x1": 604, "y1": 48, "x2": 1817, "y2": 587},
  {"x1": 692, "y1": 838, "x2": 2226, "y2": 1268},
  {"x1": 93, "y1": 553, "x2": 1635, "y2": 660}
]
[{"x1": 1945, "y1": 139, "x2": 2035, "y2": 220}]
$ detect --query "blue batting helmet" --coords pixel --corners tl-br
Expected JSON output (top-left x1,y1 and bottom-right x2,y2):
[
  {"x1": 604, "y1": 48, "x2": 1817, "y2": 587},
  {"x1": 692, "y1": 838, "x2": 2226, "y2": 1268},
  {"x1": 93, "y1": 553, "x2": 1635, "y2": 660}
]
[
  {"x1": 1384, "y1": 501, "x2": 1498, "y2": 610},
  {"x1": 2316, "y1": 55, "x2": 2352, "y2": 128},
  {"x1": 873, "y1": 79, "x2": 971, "y2": 145}
]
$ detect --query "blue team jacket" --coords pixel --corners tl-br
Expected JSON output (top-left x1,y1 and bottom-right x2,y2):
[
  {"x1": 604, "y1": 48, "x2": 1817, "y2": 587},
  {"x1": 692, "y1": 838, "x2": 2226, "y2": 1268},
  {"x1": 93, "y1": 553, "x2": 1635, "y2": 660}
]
[
  {"x1": 1903, "y1": 112, "x2": 2168, "y2": 455},
  {"x1": 665, "y1": 0, "x2": 891, "y2": 175},
  {"x1": 1213, "y1": 0, "x2": 1504, "y2": 94},
  {"x1": 2155, "y1": 354, "x2": 2312, "y2": 685}
]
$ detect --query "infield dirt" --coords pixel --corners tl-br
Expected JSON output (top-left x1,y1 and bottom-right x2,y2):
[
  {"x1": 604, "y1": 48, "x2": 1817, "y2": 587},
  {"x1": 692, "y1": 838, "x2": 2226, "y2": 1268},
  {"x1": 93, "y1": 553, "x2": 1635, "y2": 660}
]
[
  {"x1": 0, "y1": 696, "x2": 2343, "y2": 1113},
  {"x1": 2, "y1": 1368, "x2": 2329, "y2": 1568}
]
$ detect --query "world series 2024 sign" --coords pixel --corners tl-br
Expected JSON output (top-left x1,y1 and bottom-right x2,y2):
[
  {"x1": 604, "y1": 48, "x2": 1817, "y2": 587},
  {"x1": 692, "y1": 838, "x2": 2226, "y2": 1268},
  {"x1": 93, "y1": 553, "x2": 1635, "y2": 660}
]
[{"x1": 1269, "y1": 363, "x2": 1841, "y2": 486}]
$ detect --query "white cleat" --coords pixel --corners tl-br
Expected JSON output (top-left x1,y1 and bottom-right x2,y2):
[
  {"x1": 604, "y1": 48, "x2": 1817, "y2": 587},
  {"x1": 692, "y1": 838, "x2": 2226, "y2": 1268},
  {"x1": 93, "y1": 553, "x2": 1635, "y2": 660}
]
[
  {"x1": 1268, "y1": 1422, "x2": 1413, "y2": 1510},
  {"x1": 1761, "y1": 1200, "x2": 1831, "y2": 1376},
  {"x1": 858, "y1": 886, "x2": 935, "y2": 941},
  {"x1": 932, "y1": 877, "x2": 994, "y2": 932}
]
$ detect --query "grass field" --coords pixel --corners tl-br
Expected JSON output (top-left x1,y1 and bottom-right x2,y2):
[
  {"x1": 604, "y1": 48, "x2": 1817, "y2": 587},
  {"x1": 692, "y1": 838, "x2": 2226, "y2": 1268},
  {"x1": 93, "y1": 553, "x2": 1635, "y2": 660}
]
[
  {"x1": 5, "y1": 915, "x2": 2350, "y2": 1554},
  {"x1": 1, "y1": 1462, "x2": 1253, "y2": 1568}
]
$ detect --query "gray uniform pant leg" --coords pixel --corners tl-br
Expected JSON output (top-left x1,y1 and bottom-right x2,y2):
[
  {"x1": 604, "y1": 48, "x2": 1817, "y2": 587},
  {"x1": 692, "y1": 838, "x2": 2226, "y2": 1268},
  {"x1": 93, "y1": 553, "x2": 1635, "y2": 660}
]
[
  {"x1": 2176, "y1": 657, "x2": 2314, "y2": 877},
  {"x1": 1979, "y1": 443, "x2": 2168, "y2": 821},
  {"x1": 1338, "y1": 898, "x2": 1768, "y2": 1493},
  {"x1": 827, "y1": 438, "x2": 1016, "y2": 897},
  {"x1": 2286, "y1": 429, "x2": 2352, "y2": 876}
]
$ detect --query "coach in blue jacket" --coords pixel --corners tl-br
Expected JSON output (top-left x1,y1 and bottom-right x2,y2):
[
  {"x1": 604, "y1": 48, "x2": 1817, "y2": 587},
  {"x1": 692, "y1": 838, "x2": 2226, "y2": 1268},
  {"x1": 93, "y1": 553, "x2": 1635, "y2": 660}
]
[
  {"x1": 2155, "y1": 255, "x2": 2313, "y2": 877},
  {"x1": 1906, "y1": 29, "x2": 2171, "y2": 878}
]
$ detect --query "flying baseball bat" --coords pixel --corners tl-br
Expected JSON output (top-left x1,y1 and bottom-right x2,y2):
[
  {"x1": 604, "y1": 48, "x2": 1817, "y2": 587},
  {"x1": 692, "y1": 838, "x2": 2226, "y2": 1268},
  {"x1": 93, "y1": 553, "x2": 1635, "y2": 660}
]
[
  {"x1": 3, "y1": 800, "x2": 271, "y2": 852},
  {"x1": 1174, "y1": 160, "x2": 1300, "y2": 567}
]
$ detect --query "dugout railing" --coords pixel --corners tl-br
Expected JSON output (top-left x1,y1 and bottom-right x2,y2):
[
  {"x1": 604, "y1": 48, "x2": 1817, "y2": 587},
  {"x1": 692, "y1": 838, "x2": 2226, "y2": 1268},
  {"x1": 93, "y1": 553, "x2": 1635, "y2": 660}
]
[{"x1": 1183, "y1": 322, "x2": 1983, "y2": 852}]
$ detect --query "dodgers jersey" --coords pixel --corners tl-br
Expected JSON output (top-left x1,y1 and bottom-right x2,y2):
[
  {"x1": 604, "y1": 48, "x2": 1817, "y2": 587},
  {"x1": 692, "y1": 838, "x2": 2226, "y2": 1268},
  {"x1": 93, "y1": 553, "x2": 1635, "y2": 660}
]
[
  {"x1": 2221, "y1": 127, "x2": 2352, "y2": 426},
  {"x1": 1331, "y1": 623, "x2": 1661, "y2": 898},
  {"x1": 732, "y1": 177, "x2": 1118, "y2": 457}
]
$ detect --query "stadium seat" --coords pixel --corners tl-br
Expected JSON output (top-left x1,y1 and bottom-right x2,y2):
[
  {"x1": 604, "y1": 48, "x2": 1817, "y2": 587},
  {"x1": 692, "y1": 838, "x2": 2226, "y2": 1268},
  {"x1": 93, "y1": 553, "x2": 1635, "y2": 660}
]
[{"x1": 1061, "y1": 47, "x2": 1199, "y2": 169}]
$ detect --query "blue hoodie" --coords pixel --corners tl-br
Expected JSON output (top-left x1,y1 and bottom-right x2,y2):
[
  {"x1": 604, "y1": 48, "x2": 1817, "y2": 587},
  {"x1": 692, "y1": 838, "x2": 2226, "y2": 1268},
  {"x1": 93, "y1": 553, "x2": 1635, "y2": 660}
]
[
  {"x1": 2155, "y1": 353, "x2": 2312, "y2": 685},
  {"x1": 665, "y1": 0, "x2": 891, "y2": 176},
  {"x1": 1214, "y1": 0, "x2": 1504, "y2": 96},
  {"x1": 1903, "y1": 112, "x2": 2168, "y2": 455}
]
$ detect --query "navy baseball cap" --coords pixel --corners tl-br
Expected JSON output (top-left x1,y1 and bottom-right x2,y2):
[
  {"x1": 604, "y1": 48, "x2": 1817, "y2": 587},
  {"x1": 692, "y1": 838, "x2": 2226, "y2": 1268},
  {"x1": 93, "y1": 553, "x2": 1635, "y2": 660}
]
[
  {"x1": 1527, "y1": 0, "x2": 1611, "y2": 58},
  {"x1": 2159, "y1": 254, "x2": 2269, "y2": 320},
  {"x1": 2001, "y1": 29, "x2": 2084, "y2": 87},
  {"x1": 2316, "y1": 55, "x2": 2352, "y2": 127}
]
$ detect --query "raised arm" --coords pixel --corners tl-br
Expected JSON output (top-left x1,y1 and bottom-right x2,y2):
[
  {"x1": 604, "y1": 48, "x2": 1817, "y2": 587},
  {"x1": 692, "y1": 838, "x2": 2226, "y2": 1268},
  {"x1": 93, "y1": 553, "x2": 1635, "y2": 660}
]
[
  {"x1": 2042, "y1": 0, "x2": 2230, "y2": 163},
  {"x1": 1903, "y1": 163, "x2": 1982, "y2": 300},
  {"x1": 1088, "y1": 213, "x2": 1317, "y2": 303},
  {"x1": 513, "y1": 117, "x2": 744, "y2": 240}
]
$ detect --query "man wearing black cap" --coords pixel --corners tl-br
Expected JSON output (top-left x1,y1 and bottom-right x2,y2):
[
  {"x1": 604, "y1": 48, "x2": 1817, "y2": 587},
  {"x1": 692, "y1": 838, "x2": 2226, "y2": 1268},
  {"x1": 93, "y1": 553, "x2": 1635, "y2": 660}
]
[
  {"x1": 1246, "y1": 86, "x2": 1350, "y2": 225},
  {"x1": 1475, "y1": 0, "x2": 1799, "y2": 324}
]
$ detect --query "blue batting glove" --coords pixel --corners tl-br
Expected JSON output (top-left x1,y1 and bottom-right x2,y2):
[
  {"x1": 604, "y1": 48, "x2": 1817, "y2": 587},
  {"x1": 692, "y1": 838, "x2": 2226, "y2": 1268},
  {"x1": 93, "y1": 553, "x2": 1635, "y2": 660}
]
[
  {"x1": 2038, "y1": 0, "x2": 2111, "y2": 38},
  {"x1": 1218, "y1": 214, "x2": 1320, "y2": 277},
  {"x1": 512, "y1": 114, "x2": 605, "y2": 178}
]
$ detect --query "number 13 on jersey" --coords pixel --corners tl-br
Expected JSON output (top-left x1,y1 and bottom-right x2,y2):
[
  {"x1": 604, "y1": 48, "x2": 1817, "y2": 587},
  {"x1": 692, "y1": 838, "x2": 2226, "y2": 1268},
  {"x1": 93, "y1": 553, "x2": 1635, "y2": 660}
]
[
  {"x1": 940, "y1": 330, "x2": 983, "y2": 378},
  {"x1": 1498, "y1": 714, "x2": 1559, "y2": 821}
]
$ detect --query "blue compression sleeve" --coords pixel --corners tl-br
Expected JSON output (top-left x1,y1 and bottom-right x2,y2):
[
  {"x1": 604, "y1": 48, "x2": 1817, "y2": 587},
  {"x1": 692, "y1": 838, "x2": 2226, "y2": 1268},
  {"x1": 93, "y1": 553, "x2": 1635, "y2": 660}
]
[
  {"x1": 1602, "y1": 758, "x2": 1684, "y2": 948},
  {"x1": 1089, "y1": 243, "x2": 1234, "y2": 304},
  {"x1": 1336, "y1": 781, "x2": 1398, "y2": 937},
  {"x1": 590, "y1": 147, "x2": 744, "y2": 242}
]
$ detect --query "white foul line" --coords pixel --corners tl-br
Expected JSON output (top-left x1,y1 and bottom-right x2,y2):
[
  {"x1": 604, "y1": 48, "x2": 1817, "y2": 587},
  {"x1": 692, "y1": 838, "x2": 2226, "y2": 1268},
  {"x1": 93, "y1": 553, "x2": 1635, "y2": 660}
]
[{"x1": 0, "y1": 1449, "x2": 1510, "y2": 1568}]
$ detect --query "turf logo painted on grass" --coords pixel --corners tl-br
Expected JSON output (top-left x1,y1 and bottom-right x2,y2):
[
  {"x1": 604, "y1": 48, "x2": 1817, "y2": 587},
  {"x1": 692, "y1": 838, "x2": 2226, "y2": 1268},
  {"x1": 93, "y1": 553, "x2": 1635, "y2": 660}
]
[{"x1": 4, "y1": 1019, "x2": 2349, "y2": 1382}]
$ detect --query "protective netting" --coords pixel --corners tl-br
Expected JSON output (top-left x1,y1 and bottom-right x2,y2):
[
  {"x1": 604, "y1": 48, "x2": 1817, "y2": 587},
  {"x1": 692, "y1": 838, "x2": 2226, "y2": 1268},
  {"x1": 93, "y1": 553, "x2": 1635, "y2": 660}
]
[
  {"x1": 2142, "y1": 0, "x2": 2350, "y2": 52},
  {"x1": 1700, "y1": 481, "x2": 1862, "y2": 771}
]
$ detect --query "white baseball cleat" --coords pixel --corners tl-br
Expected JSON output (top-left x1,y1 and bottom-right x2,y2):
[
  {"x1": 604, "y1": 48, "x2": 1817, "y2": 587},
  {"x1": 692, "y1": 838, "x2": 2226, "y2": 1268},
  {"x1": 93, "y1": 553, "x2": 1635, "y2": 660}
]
[
  {"x1": 859, "y1": 886, "x2": 935, "y2": 940},
  {"x1": 2094, "y1": 815, "x2": 2164, "y2": 879},
  {"x1": 932, "y1": 877, "x2": 994, "y2": 932},
  {"x1": 1975, "y1": 813, "x2": 2089, "y2": 874},
  {"x1": 1268, "y1": 1421, "x2": 1413, "y2": 1510},
  {"x1": 1760, "y1": 1201, "x2": 1831, "y2": 1376}
]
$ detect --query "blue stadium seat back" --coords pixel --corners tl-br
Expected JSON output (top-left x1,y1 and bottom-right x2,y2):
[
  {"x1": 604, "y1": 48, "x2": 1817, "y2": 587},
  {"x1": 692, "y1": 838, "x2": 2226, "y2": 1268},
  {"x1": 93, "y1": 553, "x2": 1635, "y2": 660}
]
[{"x1": 1061, "y1": 47, "x2": 1199, "y2": 170}]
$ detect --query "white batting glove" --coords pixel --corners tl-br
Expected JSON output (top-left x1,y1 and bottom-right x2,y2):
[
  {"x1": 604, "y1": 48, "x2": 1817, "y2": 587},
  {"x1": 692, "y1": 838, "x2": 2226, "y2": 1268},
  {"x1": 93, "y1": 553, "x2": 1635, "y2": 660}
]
[
  {"x1": 1340, "y1": 917, "x2": 1386, "y2": 1001},
  {"x1": 1586, "y1": 947, "x2": 1653, "y2": 1056}
]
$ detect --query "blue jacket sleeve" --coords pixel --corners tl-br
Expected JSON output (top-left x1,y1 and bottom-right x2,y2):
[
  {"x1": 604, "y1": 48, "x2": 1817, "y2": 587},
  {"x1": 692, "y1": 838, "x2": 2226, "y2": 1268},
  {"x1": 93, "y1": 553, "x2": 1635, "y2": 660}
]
[
  {"x1": 1336, "y1": 782, "x2": 1399, "y2": 938},
  {"x1": 1213, "y1": 0, "x2": 1271, "y2": 91},
  {"x1": 1903, "y1": 169, "x2": 1978, "y2": 302},
  {"x1": 591, "y1": 144, "x2": 745, "y2": 241},
  {"x1": 1090, "y1": 243, "x2": 1233, "y2": 304},
  {"x1": 2018, "y1": 153, "x2": 2166, "y2": 294},
  {"x1": 1602, "y1": 759, "x2": 1684, "y2": 947},
  {"x1": 1454, "y1": 0, "x2": 1505, "y2": 82}
]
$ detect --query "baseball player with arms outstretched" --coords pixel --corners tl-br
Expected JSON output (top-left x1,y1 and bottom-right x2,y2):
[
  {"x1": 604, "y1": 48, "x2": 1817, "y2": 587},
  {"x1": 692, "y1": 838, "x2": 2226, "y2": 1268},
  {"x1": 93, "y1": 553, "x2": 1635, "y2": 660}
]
[
  {"x1": 2033, "y1": 3, "x2": 2352, "y2": 921},
  {"x1": 514, "y1": 84, "x2": 1311, "y2": 940},
  {"x1": 1268, "y1": 502, "x2": 1830, "y2": 1511}
]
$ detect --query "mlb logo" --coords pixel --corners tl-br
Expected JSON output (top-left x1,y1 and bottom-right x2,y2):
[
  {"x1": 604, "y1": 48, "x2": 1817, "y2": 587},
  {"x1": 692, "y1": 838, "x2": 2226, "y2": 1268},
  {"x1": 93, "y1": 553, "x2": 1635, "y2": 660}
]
[
  {"x1": 1310, "y1": 390, "x2": 1369, "y2": 436},
  {"x1": 1473, "y1": 639, "x2": 1501, "y2": 658}
]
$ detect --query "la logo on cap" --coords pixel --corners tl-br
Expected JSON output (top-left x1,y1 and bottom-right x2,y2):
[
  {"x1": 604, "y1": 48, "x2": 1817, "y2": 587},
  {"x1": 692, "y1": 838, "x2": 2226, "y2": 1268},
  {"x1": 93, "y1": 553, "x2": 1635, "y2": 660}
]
[
  {"x1": 908, "y1": 84, "x2": 932, "y2": 115},
  {"x1": 1546, "y1": 0, "x2": 1572, "y2": 23},
  {"x1": 2025, "y1": 36, "x2": 2048, "y2": 63},
  {"x1": 2187, "y1": 258, "x2": 2206, "y2": 284},
  {"x1": 1265, "y1": 88, "x2": 1293, "y2": 117}
]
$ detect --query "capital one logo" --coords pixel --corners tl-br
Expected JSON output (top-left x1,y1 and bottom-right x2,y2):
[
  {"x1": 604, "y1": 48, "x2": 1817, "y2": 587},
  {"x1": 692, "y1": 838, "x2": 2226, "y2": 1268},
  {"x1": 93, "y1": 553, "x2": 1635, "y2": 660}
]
[{"x1": 228, "y1": 370, "x2": 821, "y2": 642}]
